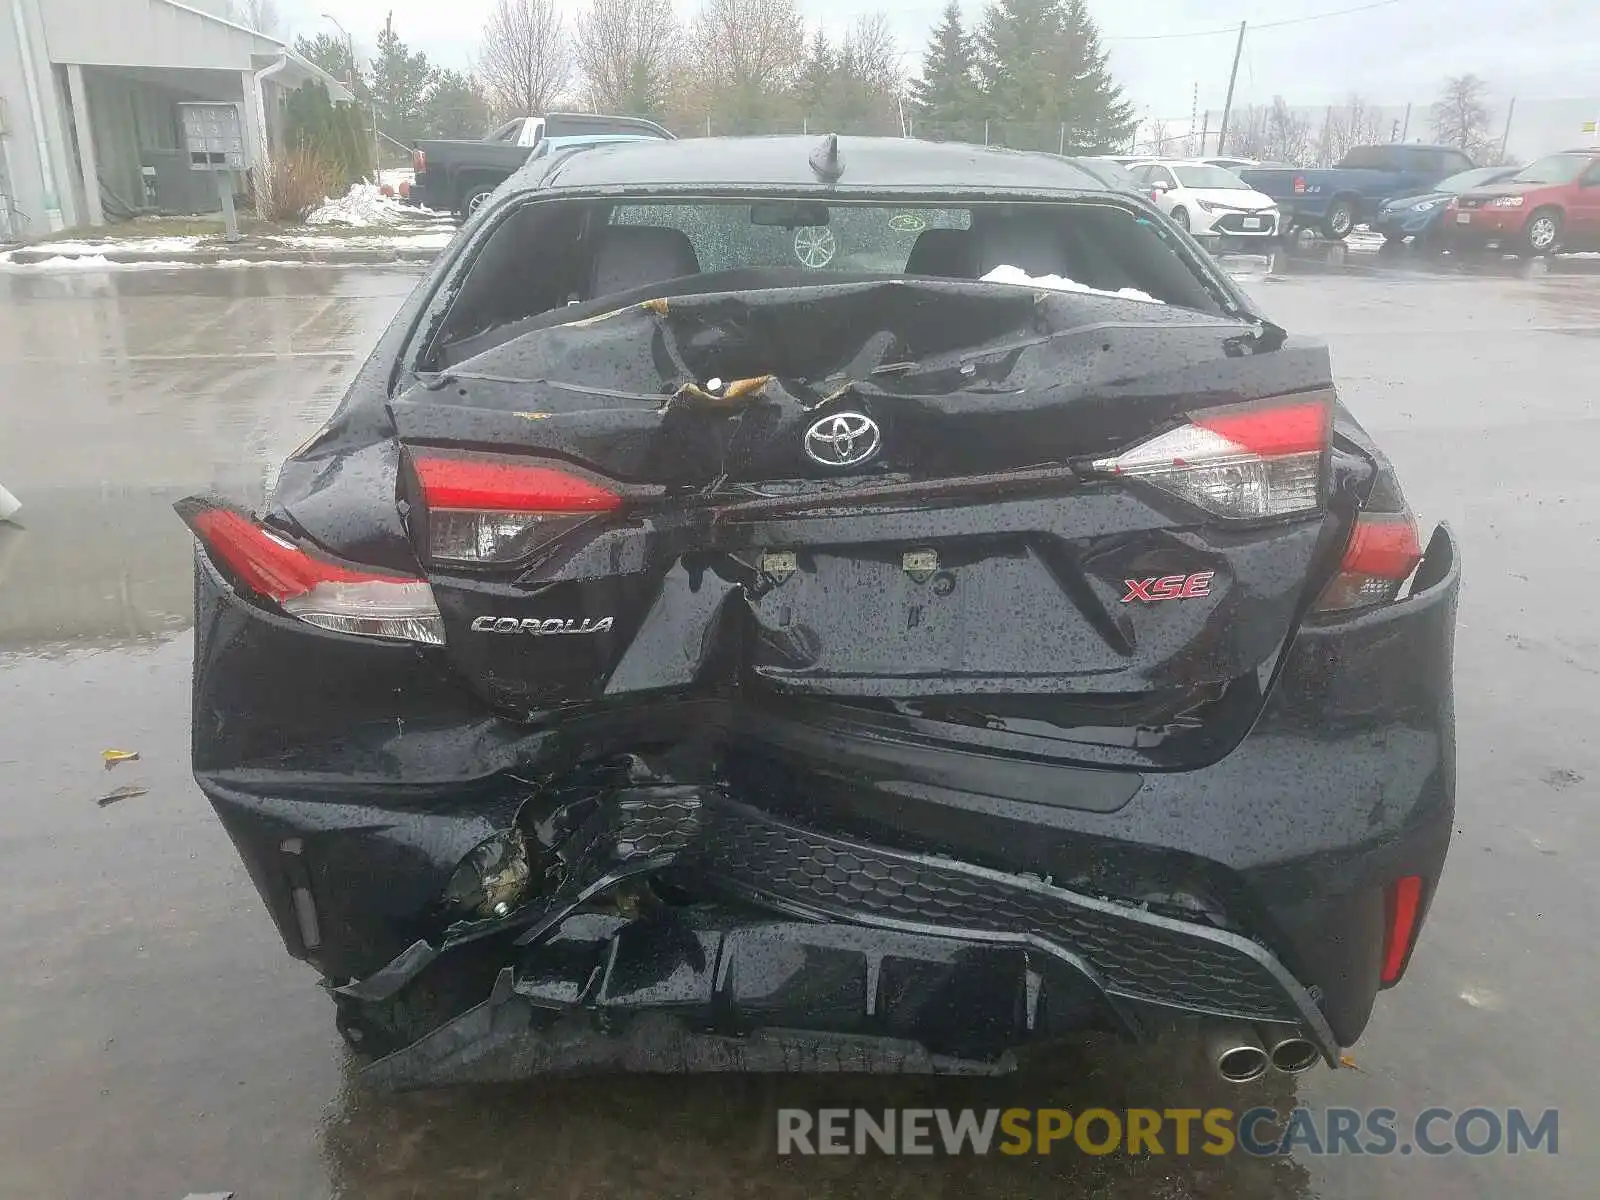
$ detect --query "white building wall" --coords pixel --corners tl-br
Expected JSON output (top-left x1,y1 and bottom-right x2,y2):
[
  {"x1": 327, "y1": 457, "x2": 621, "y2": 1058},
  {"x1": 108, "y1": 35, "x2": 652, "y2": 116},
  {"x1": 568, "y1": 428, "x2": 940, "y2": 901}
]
[
  {"x1": 0, "y1": 0, "x2": 44, "y2": 235},
  {"x1": 1, "y1": 0, "x2": 76, "y2": 231},
  {"x1": 41, "y1": 0, "x2": 279, "y2": 70}
]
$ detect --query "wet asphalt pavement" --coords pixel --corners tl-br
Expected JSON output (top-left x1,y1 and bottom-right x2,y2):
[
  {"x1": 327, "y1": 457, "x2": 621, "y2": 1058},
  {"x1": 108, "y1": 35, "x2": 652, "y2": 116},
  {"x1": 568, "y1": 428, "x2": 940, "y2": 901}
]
[{"x1": 1, "y1": 246, "x2": 1597, "y2": 1199}]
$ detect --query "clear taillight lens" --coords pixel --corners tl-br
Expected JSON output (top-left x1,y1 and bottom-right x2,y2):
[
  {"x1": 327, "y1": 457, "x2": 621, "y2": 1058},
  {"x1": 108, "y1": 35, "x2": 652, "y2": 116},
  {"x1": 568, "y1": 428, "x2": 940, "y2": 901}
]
[
  {"x1": 177, "y1": 502, "x2": 444, "y2": 645},
  {"x1": 280, "y1": 580, "x2": 444, "y2": 643},
  {"x1": 1314, "y1": 511, "x2": 1423, "y2": 612},
  {"x1": 428, "y1": 511, "x2": 551, "y2": 563},
  {"x1": 1091, "y1": 396, "x2": 1331, "y2": 519},
  {"x1": 410, "y1": 450, "x2": 623, "y2": 565}
]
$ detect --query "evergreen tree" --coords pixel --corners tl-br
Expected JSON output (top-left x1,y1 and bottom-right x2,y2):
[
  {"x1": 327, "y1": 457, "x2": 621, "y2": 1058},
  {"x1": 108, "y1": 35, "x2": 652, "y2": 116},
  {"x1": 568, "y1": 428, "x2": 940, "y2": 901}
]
[
  {"x1": 369, "y1": 14, "x2": 437, "y2": 147},
  {"x1": 797, "y1": 29, "x2": 839, "y2": 124},
  {"x1": 909, "y1": 1, "x2": 977, "y2": 127},
  {"x1": 974, "y1": 0, "x2": 1134, "y2": 150},
  {"x1": 1056, "y1": 0, "x2": 1134, "y2": 150},
  {"x1": 294, "y1": 32, "x2": 361, "y2": 93},
  {"x1": 974, "y1": 0, "x2": 1060, "y2": 127},
  {"x1": 282, "y1": 81, "x2": 369, "y2": 182},
  {"x1": 421, "y1": 70, "x2": 494, "y2": 139}
]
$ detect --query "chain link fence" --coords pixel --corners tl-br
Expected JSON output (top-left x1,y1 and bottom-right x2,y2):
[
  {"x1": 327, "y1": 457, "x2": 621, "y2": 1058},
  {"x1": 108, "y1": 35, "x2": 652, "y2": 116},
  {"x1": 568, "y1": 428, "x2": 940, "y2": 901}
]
[
  {"x1": 656, "y1": 114, "x2": 1134, "y2": 155},
  {"x1": 1135, "y1": 96, "x2": 1600, "y2": 167}
]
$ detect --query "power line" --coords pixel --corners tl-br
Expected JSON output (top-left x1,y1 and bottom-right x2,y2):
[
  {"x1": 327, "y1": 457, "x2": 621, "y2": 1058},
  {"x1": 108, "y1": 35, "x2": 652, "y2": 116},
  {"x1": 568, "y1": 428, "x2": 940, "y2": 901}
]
[{"x1": 1106, "y1": 0, "x2": 1407, "y2": 43}]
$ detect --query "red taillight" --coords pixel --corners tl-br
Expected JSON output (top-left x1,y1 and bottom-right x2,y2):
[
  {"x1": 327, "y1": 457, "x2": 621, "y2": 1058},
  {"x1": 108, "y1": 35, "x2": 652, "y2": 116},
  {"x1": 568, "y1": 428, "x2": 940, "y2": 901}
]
[
  {"x1": 1090, "y1": 394, "x2": 1331, "y2": 519},
  {"x1": 179, "y1": 501, "x2": 443, "y2": 644},
  {"x1": 1314, "y1": 511, "x2": 1423, "y2": 612},
  {"x1": 413, "y1": 454, "x2": 621, "y2": 513},
  {"x1": 1381, "y1": 874, "x2": 1425, "y2": 984},
  {"x1": 413, "y1": 148, "x2": 426, "y2": 173},
  {"x1": 1192, "y1": 402, "x2": 1329, "y2": 458},
  {"x1": 189, "y1": 507, "x2": 401, "y2": 602},
  {"x1": 1293, "y1": 176, "x2": 1306, "y2": 194},
  {"x1": 409, "y1": 450, "x2": 624, "y2": 565}
]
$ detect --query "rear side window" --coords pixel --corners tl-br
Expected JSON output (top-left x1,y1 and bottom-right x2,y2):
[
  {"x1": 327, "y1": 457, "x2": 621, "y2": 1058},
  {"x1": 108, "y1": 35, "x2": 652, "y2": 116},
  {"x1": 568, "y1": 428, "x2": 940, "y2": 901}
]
[{"x1": 1338, "y1": 146, "x2": 1396, "y2": 170}]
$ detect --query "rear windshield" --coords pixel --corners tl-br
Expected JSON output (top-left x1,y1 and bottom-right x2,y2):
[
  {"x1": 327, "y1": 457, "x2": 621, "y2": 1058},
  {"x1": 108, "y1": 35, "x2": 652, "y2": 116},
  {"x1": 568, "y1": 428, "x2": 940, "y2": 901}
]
[
  {"x1": 1337, "y1": 146, "x2": 1398, "y2": 170},
  {"x1": 610, "y1": 202, "x2": 972, "y2": 274},
  {"x1": 1435, "y1": 166, "x2": 1511, "y2": 192},
  {"x1": 427, "y1": 196, "x2": 1231, "y2": 366},
  {"x1": 1172, "y1": 164, "x2": 1246, "y2": 189},
  {"x1": 1512, "y1": 154, "x2": 1589, "y2": 184}
]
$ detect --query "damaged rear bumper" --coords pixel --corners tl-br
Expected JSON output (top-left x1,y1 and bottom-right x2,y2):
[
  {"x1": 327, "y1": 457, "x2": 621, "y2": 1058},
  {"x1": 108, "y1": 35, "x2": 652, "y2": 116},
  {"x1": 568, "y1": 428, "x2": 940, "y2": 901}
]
[
  {"x1": 193, "y1": 524, "x2": 1458, "y2": 1083},
  {"x1": 357, "y1": 789, "x2": 1338, "y2": 1088}
]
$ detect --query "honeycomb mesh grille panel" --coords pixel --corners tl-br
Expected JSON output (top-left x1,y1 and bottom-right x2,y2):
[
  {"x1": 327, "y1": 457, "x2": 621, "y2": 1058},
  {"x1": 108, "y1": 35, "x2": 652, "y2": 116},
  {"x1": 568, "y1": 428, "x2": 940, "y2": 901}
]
[{"x1": 697, "y1": 803, "x2": 1300, "y2": 1021}]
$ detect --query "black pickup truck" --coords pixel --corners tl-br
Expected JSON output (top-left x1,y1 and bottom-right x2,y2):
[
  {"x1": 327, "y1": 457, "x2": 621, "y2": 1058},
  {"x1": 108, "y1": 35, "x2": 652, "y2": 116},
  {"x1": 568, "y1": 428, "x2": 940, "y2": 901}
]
[
  {"x1": 1239, "y1": 144, "x2": 1476, "y2": 239},
  {"x1": 412, "y1": 113, "x2": 673, "y2": 218}
]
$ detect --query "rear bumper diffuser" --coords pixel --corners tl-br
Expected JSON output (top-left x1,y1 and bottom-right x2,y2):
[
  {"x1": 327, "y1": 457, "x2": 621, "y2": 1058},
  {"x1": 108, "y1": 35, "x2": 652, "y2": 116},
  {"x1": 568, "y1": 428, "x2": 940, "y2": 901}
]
[{"x1": 358, "y1": 789, "x2": 1337, "y2": 1088}]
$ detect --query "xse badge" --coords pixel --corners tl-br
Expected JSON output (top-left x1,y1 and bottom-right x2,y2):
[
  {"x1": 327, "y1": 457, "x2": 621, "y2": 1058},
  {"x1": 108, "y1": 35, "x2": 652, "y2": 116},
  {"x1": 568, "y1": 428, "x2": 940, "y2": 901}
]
[{"x1": 1121, "y1": 572, "x2": 1215, "y2": 603}]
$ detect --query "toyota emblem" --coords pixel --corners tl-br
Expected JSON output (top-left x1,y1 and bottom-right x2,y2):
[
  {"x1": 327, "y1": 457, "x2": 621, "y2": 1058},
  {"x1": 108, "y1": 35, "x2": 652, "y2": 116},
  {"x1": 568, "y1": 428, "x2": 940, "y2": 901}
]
[{"x1": 804, "y1": 411, "x2": 881, "y2": 468}]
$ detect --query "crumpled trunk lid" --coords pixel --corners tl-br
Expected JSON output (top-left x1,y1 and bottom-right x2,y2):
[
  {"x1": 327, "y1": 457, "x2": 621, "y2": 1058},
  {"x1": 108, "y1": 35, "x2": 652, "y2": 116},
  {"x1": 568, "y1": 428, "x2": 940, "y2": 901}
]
[{"x1": 391, "y1": 280, "x2": 1344, "y2": 764}]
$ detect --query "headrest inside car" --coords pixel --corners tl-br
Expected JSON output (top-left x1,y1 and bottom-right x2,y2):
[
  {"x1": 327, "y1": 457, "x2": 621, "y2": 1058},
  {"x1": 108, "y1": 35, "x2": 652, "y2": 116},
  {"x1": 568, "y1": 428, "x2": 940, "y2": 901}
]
[
  {"x1": 588, "y1": 225, "x2": 700, "y2": 298},
  {"x1": 905, "y1": 228, "x2": 977, "y2": 278}
]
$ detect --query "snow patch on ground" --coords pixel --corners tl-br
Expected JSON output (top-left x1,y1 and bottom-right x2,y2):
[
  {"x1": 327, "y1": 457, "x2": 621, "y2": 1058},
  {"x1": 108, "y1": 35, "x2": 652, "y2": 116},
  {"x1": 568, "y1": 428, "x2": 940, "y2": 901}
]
[
  {"x1": 278, "y1": 229, "x2": 455, "y2": 250},
  {"x1": 0, "y1": 253, "x2": 306, "y2": 272},
  {"x1": 307, "y1": 182, "x2": 418, "y2": 226},
  {"x1": 0, "y1": 253, "x2": 191, "y2": 272},
  {"x1": 14, "y1": 236, "x2": 206, "y2": 256},
  {"x1": 981, "y1": 263, "x2": 1165, "y2": 304}
]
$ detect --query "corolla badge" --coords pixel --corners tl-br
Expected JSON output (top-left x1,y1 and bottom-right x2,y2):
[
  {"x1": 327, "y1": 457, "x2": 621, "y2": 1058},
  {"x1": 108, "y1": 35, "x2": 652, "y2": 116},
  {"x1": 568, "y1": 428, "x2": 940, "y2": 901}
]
[
  {"x1": 471, "y1": 616, "x2": 614, "y2": 634},
  {"x1": 804, "y1": 411, "x2": 881, "y2": 468}
]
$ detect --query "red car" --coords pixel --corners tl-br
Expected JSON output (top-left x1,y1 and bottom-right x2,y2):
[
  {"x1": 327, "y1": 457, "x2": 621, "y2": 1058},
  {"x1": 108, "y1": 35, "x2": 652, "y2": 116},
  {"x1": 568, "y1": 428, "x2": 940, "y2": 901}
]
[{"x1": 1445, "y1": 149, "x2": 1600, "y2": 255}]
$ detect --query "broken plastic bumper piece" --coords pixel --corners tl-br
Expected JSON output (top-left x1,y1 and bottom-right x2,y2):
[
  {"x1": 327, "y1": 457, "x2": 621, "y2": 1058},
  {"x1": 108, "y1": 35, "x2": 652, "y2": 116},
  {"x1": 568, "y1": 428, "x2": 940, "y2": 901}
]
[{"x1": 355, "y1": 789, "x2": 1337, "y2": 1088}]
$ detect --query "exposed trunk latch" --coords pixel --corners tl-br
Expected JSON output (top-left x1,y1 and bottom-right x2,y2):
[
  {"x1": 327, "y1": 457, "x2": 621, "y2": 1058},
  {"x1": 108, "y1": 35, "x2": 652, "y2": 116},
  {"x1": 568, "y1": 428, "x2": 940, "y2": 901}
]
[
  {"x1": 760, "y1": 551, "x2": 798, "y2": 584},
  {"x1": 902, "y1": 548, "x2": 939, "y2": 583}
]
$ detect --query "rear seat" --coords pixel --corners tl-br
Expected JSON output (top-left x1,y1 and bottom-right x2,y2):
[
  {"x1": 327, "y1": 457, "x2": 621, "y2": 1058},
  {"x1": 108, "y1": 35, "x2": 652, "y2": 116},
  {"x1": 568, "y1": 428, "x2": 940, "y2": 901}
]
[
  {"x1": 587, "y1": 225, "x2": 701, "y2": 299},
  {"x1": 905, "y1": 228, "x2": 978, "y2": 278}
]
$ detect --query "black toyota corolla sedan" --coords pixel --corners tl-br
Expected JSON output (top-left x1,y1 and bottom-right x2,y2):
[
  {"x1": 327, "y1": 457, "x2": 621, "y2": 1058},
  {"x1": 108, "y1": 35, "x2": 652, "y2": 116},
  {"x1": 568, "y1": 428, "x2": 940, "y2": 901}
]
[{"x1": 179, "y1": 134, "x2": 1458, "y2": 1088}]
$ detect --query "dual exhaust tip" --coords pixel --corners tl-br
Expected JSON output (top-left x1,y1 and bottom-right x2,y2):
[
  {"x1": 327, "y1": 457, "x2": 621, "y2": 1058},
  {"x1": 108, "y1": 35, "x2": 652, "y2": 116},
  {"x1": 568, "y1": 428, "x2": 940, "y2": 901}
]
[{"x1": 1206, "y1": 1025, "x2": 1322, "y2": 1083}]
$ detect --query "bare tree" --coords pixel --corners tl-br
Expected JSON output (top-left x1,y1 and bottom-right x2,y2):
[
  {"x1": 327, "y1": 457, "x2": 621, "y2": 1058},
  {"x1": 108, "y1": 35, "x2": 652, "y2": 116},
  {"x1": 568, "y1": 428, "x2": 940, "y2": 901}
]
[
  {"x1": 1431, "y1": 74, "x2": 1493, "y2": 157},
  {"x1": 1226, "y1": 105, "x2": 1270, "y2": 160},
  {"x1": 1138, "y1": 117, "x2": 1170, "y2": 156},
  {"x1": 830, "y1": 13, "x2": 904, "y2": 131},
  {"x1": 222, "y1": 0, "x2": 281, "y2": 34},
  {"x1": 575, "y1": 0, "x2": 681, "y2": 114},
  {"x1": 682, "y1": 0, "x2": 806, "y2": 126},
  {"x1": 840, "y1": 13, "x2": 901, "y2": 97},
  {"x1": 1263, "y1": 97, "x2": 1312, "y2": 165},
  {"x1": 1316, "y1": 94, "x2": 1383, "y2": 165},
  {"x1": 479, "y1": 0, "x2": 572, "y2": 117}
]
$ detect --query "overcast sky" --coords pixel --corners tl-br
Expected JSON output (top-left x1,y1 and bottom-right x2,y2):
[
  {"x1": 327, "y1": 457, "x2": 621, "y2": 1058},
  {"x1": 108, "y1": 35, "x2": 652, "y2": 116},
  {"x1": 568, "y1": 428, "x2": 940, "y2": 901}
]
[{"x1": 279, "y1": 0, "x2": 1600, "y2": 122}]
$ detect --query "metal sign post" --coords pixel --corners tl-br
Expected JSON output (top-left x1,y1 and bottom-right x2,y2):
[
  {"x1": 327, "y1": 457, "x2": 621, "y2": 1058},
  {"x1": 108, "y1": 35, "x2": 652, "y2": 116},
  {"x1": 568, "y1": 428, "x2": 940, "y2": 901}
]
[{"x1": 178, "y1": 102, "x2": 246, "y2": 242}]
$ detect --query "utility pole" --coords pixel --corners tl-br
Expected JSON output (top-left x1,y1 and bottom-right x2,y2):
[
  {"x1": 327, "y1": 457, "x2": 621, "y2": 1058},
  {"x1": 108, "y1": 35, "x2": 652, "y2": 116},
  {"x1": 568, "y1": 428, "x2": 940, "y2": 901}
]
[
  {"x1": 1189, "y1": 81, "x2": 1199, "y2": 156},
  {"x1": 323, "y1": 12, "x2": 375, "y2": 178},
  {"x1": 1499, "y1": 96, "x2": 1516, "y2": 161},
  {"x1": 1217, "y1": 21, "x2": 1246, "y2": 156}
]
